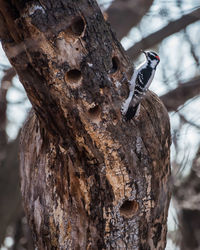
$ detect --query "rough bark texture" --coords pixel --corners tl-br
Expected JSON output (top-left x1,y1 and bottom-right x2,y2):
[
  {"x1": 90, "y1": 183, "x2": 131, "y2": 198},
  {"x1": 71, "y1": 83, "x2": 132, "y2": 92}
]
[{"x1": 0, "y1": 0, "x2": 171, "y2": 249}]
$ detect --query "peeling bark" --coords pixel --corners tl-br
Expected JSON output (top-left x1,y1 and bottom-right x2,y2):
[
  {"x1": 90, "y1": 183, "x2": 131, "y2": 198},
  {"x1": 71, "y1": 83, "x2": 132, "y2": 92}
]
[{"x1": 0, "y1": 0, "x2": 171, "y2": 249}]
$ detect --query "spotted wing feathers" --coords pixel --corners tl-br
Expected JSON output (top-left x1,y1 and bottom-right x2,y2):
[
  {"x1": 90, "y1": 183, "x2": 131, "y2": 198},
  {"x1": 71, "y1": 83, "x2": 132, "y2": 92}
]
[{"x1": 122, "y1": 67, "x2": 152, "y2": 120}]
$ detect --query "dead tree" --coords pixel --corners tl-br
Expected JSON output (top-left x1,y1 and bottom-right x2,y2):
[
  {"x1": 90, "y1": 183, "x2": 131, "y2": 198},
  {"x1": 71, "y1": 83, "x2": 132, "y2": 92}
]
[{"x1": 0, "y1": 0, "x2": 171, "y2": 249}]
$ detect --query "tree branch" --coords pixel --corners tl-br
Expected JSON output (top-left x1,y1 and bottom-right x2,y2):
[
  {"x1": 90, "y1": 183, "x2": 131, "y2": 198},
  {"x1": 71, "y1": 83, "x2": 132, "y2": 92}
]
[
  {"x1": 127, "y1": 8, "x2": 200, "y2": 59},
  {"x1": 184, "y1": 30, "x2": 200, "y2": 66},
  {"x1": 160, "y1": 77, "x2": 200, "y2": 112},
  {"x1": 0, "y1": 136, "x2": 22, "y2": 246},
  {"x1": 106, "y1": 0, "x2": 153, "y2": 40},
  {"x1": 0, "y1": 67, "x2": 32, "y2": 247},
  {"x1": 0, "y1": 67, "x2": 16, "y2": 162}
]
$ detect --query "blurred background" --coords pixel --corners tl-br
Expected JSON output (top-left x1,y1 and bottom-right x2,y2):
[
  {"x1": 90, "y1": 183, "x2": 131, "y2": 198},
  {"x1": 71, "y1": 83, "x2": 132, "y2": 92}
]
[{"x1": 0, "y1": 0, "x2": 200, "y2": 249}]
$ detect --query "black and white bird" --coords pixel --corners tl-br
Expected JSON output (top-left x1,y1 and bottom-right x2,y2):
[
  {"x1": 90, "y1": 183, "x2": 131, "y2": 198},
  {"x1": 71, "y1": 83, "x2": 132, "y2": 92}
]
[{"x1": 121, "y1": 50, "x2": 160, "y2": 120}]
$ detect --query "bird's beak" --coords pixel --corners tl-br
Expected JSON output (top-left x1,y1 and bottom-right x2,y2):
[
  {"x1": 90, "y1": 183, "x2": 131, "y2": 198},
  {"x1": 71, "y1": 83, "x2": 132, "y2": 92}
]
[{"x1": 141, "y1": 50, "x2": 147, "y2": 57}]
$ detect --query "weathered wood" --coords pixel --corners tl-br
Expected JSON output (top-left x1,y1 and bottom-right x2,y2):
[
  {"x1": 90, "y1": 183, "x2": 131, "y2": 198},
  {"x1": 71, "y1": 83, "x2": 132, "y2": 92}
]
[{"x1": 0, "y1": 0, "x2": 171, "y2": 249}]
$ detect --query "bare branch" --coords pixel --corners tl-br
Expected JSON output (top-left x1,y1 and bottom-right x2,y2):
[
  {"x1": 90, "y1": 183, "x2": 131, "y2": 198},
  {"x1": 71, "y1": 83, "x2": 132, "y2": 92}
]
[
  {"x1": 160, "y1": 77, "x2": 200, "y2": 112},
  {"x1": 179, "y1": 113, "x2": 200, "y2": 130},
  {"x1": 127, "y1": 8, "x2": 200, "y2": 59},
  {"x1": 184, "y1": 30, "x2": 200, "y2": 66},
  {"x1": 0, "y1": 67, "x2": 16, "y2": 160},
  {"x1": 106, "y1": 0, "x2": 154, "y2": 40},
  {"x1": 0, "y1": 136, "x2": 22, "y2": 246},
  {"x1": 0, "y1": 67, "x2": 17, "y2": 245}
]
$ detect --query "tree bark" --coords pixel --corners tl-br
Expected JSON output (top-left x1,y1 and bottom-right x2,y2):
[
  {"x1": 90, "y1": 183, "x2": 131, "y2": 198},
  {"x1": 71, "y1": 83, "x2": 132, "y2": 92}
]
[{"x1": 0, "y1": 0, "x2": 171, "y2": 249}]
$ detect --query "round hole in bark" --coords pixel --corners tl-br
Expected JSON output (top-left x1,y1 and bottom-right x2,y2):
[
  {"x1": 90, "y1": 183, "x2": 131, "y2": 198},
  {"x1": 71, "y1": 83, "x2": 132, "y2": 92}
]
[
  {"x1": 110, "y1": 56, "x2": 120, "y2": 74},
  {"x1": 70, "y1": 16, "x2": 85, "y2": 36},
  {"x1": 65, "y1": 69, "x2": 82, "y2": 84},
  {"x1": 88, "y1": 105, "x2": 100, "y2": 119},
  {"x1": 120, "y1": 200, "x2": 139, "y2": 218}
]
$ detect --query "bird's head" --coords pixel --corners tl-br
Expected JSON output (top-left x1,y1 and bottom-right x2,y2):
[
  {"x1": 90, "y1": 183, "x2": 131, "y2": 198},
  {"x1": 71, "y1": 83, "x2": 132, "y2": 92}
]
[{"x1": 142, "y1": 50, "x2": 160, "y2": 68}]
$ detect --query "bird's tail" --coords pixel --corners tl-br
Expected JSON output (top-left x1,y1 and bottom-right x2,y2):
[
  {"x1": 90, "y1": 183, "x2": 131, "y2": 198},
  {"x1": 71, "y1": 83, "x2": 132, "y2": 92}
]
[
  {"x1": 124, "y1": 103, "x2": 140, "y2": 121},
  {"x1": 121, "y1": 92, "x2": 134, "y2": 116}
]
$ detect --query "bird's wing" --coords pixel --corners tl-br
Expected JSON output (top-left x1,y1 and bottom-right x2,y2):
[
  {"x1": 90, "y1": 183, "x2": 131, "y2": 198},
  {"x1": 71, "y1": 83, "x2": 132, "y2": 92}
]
[
  {"x1": 121, "y1": 69, "x2": 138, "y2": 115},
  {"x1": 125, "y1": 68, "x2": 152, "y2": 120}
]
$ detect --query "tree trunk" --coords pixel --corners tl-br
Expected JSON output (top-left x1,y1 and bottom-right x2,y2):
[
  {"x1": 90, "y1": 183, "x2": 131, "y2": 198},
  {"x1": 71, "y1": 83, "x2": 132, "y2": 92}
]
[{"x1": 0, "y1": 0, "x2": 171, "y2": 249}]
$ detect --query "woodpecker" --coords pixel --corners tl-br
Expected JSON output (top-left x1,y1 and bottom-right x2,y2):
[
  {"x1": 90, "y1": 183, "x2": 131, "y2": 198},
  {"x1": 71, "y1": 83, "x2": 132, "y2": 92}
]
[{"x1": 121, "y1": 50, "x2": 160, "y2": 120}]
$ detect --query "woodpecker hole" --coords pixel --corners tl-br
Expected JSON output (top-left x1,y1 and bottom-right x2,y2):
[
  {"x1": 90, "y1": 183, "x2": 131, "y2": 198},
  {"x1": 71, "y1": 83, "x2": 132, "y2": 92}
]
[
  {"x1": 88, "y1": 105, "x2": 100, "y2": 123},
  {"x1": 67, "y1": 16, "x2": 85, "y2": 37},
  {"x1": 110, "y1": 56, "x2": 120, "y2": 74},
  {"x1": 120, "y1": 200, "x2": 139, "y2": 218},
  {"x1": 65, "y1": 69, "x2": 82, "y2": 84},
  {"x1": 88, "y1": 105, "x2": 100, "y2": 120}
]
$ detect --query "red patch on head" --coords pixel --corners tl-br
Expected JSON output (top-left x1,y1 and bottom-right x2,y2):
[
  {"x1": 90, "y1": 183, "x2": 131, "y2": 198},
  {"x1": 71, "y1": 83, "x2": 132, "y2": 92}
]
[{"x1": 155, "y1": 55, "x2": 160, "y2": 60}]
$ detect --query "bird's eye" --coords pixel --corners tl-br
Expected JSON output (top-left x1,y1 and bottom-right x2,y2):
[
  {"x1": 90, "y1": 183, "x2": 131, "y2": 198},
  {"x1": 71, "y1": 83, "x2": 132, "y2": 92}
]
[
  {"x1": 148, "y1": 53, "x2": 160, "y2": 61},
  {"x1": 149, "y1": 54, "x2": 155, "y2": 60}
]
